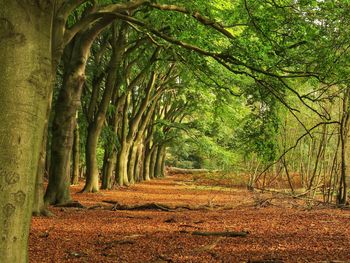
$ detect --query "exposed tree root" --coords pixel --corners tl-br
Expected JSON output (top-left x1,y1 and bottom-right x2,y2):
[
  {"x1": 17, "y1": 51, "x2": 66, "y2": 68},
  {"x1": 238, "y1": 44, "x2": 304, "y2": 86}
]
[
  {"x1": 191, "y1": 231, "x2": 248, "y2": 237},
  {"x1": 54, "y1": 201, "x2": 86, "y2": 209},
  {"x1": 32, "y1": 208, "x2": 54, "y2": 217}
]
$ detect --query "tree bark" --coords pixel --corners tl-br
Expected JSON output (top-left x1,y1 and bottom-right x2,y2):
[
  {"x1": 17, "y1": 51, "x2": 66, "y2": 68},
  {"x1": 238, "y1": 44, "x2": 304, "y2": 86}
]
[
  {"x1": 71, "y1": 122, "x2": 80, "y2": 185},
  {"x1": 0, "y1": 1, "x2": 54, "y2": 262}
]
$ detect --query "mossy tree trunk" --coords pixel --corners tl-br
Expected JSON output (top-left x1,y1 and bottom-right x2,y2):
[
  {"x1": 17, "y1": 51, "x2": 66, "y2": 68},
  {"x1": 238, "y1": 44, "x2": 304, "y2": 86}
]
[{"x1": 0, "y1": 1, "x2": 54, "y2": 261}]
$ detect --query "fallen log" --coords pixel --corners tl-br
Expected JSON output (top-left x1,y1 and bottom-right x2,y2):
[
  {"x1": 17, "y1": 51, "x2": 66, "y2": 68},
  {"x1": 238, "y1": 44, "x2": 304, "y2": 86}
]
[
  {"x1": 167, "y1": 167, "x2": 211, "y2": 175},
  {"x1": 191, "y1": 231, "x2": 248, "y2": 237}
]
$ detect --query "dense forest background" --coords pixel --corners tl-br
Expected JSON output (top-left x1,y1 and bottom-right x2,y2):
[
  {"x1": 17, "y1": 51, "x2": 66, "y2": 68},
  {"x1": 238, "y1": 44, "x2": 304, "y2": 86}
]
[{"x1": 1, "y1": 1, "x2": 350, "y2": 262}]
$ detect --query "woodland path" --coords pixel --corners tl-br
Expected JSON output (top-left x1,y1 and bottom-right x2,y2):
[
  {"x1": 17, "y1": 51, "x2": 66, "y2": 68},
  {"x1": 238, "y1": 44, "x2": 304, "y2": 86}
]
[{"x1": 29, "y1": 173, "x2": 350, "y2": 263}]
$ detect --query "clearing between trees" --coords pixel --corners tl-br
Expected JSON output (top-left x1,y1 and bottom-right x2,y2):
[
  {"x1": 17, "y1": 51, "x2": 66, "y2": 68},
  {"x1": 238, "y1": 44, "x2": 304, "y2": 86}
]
[{"x1": 30, "y1": 173, "x2": 350, "y2": 263}]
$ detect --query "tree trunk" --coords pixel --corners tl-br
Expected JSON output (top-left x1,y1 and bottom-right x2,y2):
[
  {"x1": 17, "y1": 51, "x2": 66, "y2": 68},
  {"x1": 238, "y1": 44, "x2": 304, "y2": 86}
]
[
  {"x1": 102, "y1": 149, "x2": 116, "y2": 189},
  {"x1": 134, "y1": 143, "x2": 144, "y2": 182},
  {"x1": 150, "y1": 146, "x2": 158, "y2": 179},
  {"x1": 143, "y1": 145, "x2": 152, "y2": 181},
  {"x1": 0, "y1": 1, "x2": 54, "y2": 261},
  {"x1": 117, "y1": 142, "x2": 130, "y2": 186},
  {"x1": 155, "y1": 145, "x2": 166, "y2": 178},
  {"x1": 82, "y1": 124, "x2": 100, "y2": 192},
  {"x1": 44, "y1": 64, "x2": 81, "y2": 204},
  {"x1": 128, "y1": 142, "x2": 140, "y2": 184},
  {"x1": 338, "y1": 93, "x2": 350, "y2": 205},
  {"x1": 71, "y1": 123, "x2": 80, "y2": 185}
]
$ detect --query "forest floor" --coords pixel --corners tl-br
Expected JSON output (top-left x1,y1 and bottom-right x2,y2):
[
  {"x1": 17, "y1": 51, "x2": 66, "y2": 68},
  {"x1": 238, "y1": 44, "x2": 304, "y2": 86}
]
[{"x1": 29, "y1": 172, "x2": 350, "y2": 263}]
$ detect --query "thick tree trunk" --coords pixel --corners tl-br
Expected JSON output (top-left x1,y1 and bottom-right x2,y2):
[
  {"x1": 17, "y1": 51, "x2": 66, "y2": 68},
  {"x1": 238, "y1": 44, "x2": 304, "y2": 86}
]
[
  {"x1": 44, "y1": 65, "x2": 82, "y2": 204},
  {"x1": 0, "y1": 1, "x2": 53, "y2": 262},
  {"x1": 45, "y1": 19, "x2": 111, "y2": 203},
  {"x1": 71, "y1": 123, "x2": 80, "y2": 185}
]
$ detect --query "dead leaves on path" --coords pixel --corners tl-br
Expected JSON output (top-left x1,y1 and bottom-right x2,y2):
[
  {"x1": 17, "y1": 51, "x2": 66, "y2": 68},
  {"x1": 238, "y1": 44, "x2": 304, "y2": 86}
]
[{"x1": 29, "y1": 174, "x2": 350, "y2": 262}]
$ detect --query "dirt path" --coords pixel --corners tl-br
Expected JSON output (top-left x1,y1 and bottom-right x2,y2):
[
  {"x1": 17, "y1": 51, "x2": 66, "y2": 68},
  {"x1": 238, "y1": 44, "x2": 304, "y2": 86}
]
[{"x1": 29, "y1": 174, "x2": 350, "y2": 262}]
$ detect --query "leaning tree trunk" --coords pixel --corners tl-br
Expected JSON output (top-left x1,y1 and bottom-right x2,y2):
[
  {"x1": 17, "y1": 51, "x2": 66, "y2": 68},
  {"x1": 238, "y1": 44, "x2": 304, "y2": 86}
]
[
  {"x1": 45, "y1": 20, "x2": 110, "y2": 203},
  {"x1": 44, "y1": 63, "x2": 82, "y2": 204},
  {"x1": 0, "y1": 1, "x2": 54, "y2": 262}
]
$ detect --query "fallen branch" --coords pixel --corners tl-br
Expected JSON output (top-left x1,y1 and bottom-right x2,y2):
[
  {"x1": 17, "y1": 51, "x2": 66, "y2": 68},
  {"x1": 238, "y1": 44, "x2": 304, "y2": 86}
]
[
  {"x1": 191, "y1": 231, "x2": 248, "y2": 237},
  {"x1": 104, "y1": 201, "x2": 173, "y2": 211},
  {"x1": 103, "y1": 200, "x2": 231, "y2": 211}
]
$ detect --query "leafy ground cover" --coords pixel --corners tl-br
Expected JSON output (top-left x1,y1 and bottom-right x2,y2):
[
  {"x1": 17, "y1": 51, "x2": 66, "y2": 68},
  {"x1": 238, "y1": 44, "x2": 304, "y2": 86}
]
[{"x1": 29, "y1": 173, "x2": 350, "y2": 262}]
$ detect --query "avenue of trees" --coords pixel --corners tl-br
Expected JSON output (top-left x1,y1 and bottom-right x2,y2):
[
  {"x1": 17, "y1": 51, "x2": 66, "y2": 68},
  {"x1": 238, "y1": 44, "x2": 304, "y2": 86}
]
[{"x1": 1, "y1": 0, "x2": 350, "y2": 262}]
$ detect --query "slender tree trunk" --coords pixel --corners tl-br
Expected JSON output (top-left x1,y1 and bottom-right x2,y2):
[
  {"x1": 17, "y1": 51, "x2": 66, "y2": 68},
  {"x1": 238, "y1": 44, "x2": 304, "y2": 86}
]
[
  {"x1": 143, "y1": 145, "x2": 152, "y2": 181},
  {"x1": 160, "y1": 146, "x2": 167, "y2": 177},
  {"x1": 117, "y1": 142, "x2": 130, "y2": 186},
  {"x1": 338, "y1": 94, "x2": 350, "y2": 205},
  {"x1": 134, "y1": 143, "x2": 144, "y2": 182},
  {"x1": 150, "y1": 146, "x2": 158, "y2": 179},
  {"x1": 102, "y1": 149, "x2": 116, "y2": 189},
  {"x1": 0, "y1": 1, "x2": 54, "y2": 261},
  {"x1": 71, "y1": 123, "x2": 80, "y2": 185},
  {"x1": 128, "y1": 142, "x2": 140, "y2": 184},
  {"x1": 155, "y1": 145, "x2": 166, "y2": 178}
]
